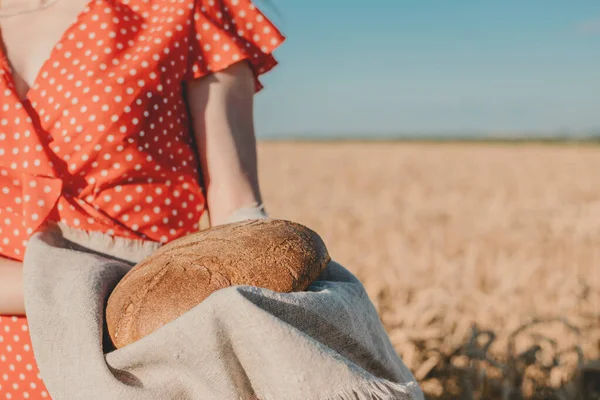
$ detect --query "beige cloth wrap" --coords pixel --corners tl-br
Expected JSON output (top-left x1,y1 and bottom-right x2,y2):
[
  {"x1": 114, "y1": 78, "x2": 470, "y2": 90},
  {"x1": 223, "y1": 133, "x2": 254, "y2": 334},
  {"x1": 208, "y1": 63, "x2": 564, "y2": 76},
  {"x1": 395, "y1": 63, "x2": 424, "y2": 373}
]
[{"x1": 22, "y1": 223, "x2": 424, "y2": 400}]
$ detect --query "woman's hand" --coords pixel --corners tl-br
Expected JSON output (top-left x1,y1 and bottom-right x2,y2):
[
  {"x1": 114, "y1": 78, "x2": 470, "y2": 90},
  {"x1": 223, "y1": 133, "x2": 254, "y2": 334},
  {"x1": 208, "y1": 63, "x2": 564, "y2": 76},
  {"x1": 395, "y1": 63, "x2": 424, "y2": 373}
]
[
  {"x1": 0, "y1": 256, "x2": 25, "y2": 315},
  {"x1": 187, "y1": 61, "x2": 264, "y2": 227}
]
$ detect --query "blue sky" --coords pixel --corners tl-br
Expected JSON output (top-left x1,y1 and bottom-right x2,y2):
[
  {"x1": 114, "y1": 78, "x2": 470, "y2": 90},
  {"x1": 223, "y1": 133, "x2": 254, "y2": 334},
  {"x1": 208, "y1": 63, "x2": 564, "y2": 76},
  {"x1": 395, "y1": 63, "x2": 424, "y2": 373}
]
[{"x1": 252, "y1": 0, "x2": 600, "y2": 138}]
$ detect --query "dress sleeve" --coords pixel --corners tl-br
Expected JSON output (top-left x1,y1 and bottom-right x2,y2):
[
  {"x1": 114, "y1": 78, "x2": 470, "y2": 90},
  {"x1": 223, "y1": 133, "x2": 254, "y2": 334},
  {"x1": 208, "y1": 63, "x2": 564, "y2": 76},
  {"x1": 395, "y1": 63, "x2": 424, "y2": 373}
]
[{"x1": 187, "y1": 0, "x2": 285, "y2": 91}]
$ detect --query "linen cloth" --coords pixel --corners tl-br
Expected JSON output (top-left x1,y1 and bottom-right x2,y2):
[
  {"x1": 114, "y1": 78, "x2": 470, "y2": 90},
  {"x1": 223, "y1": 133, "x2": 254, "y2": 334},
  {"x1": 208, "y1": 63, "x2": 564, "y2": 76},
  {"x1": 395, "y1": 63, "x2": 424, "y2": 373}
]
[{"x1": 22, "y1": 223, "x2": 424, "y2": 400}]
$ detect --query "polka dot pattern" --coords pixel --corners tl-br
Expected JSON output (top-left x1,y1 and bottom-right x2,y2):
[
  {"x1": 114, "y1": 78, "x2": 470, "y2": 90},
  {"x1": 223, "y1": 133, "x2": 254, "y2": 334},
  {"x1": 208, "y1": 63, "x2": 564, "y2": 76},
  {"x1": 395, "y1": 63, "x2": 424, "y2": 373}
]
[
  {"x1": 0, "y1": 0, "x2": 283, "y2": 398},
  {"x1": 0, "y1": 316, "x2": 48, "y2": 399},
  {"x1": 0, "y1": 0, "x2": 283, "y2": 261}
]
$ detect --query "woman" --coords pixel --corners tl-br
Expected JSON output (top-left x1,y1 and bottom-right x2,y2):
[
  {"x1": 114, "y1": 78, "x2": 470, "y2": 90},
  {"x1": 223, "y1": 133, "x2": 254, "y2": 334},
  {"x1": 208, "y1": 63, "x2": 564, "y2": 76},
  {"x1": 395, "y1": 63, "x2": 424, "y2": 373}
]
[{"x1": 0, "y1": 0, "x2": 283, "y2": 397}]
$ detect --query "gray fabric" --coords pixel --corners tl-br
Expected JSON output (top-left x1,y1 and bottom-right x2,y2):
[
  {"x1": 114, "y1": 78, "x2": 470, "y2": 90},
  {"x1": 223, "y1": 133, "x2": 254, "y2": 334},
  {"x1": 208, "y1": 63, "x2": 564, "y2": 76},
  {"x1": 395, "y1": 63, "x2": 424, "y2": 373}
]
[
  {"x1": 23, "y1": 225, "x2": 424, "y2": 400},
  {"x1": 224, "y1": 203, "x2": 269, "y2": 224}
]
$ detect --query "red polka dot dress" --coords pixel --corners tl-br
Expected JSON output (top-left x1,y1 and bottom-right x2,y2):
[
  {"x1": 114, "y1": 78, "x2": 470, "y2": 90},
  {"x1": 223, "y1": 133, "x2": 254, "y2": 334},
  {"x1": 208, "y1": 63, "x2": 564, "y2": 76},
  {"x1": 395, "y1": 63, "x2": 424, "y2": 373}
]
[{"x1": 0, "y1": 0, "x2": 284, "y2": 398}]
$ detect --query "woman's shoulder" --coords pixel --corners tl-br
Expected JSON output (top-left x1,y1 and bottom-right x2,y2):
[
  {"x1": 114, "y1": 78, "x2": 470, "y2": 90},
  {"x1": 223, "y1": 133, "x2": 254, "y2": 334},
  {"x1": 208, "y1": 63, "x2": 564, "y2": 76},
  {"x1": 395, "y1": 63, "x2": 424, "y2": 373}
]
[
  {"x1": 98, "y1": 0, "x2": 282, "y2": 47},
  {"x1": 99, "y1": 0, "x2": 285, "y2": 86}
]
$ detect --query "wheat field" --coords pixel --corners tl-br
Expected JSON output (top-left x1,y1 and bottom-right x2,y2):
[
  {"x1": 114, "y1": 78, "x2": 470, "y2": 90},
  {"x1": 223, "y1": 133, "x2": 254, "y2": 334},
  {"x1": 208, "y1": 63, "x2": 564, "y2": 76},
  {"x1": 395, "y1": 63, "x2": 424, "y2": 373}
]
[{"x1": 257, "y1": 141, "x2": 600, "y2": 399}]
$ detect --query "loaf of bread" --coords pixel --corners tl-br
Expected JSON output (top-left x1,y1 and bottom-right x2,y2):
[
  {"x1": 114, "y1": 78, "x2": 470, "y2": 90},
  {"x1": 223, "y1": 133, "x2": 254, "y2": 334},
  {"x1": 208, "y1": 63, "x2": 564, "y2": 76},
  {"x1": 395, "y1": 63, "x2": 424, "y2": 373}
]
[{"x1": 106, "y1": 219, "x2": 331, "y2": 349}]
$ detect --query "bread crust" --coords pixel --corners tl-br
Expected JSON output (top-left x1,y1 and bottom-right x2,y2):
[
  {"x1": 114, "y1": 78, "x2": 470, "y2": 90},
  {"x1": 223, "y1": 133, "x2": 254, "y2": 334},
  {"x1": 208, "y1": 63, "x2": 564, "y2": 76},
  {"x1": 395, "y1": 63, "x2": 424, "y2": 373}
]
[{"x1": 106, "y1": 219, "x2": 331, "y2": 349}]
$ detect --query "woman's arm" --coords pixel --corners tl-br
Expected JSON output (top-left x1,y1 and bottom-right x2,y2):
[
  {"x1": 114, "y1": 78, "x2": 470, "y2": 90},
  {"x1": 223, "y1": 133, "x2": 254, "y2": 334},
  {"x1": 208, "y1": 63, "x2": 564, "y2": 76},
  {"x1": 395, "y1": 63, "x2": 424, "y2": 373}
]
[
  {"x1": 0, "y1": 256, "x2": 25, "y2": 315},
  {"x1": 187, "y1": 61, "x2": 263, "y2": 227}
]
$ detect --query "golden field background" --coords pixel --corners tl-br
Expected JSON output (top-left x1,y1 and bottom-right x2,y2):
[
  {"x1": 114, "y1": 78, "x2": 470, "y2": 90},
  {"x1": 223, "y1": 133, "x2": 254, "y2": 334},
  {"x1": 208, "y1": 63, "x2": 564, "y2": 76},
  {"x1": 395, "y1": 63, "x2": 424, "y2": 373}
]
[{"x1": 257, "y1": 141, "x2": 600, "y2": 399}]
